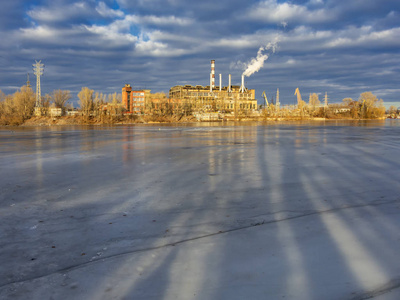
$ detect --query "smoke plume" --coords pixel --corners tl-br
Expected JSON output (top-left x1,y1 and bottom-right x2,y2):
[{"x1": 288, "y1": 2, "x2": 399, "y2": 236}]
[{"x1": 242, "y1": 41, "x2": 278, "y2": 77}]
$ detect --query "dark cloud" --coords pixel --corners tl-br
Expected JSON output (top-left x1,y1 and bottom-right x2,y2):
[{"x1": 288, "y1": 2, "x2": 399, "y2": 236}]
[{"x1": 0, "y1": 0, "x2": 399, "y2": 105}]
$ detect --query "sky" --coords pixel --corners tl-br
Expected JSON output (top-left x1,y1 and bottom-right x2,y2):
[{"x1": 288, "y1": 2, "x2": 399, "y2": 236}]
[{"x1": 0, "y1": 0, "x2": 399, "y2": 106}]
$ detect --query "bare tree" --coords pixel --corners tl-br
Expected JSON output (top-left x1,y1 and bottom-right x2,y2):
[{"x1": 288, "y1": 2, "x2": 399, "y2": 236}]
[
  {"x1": 309, "y1": 93, "x2": 320, "y2": 107},
  {"x1": 342, "y1": 97, "x2": 359, "y2": 118},
  {"x1": 359, "y1": 92, "x2": 385, "y2": 119},
  {"x1": 78, "y1": 87, "x2": 94, "y2": 117},
  {"x1": 52, "y1": 90, "x2": 71, "y2": 110},
  {"x1": 13, "y1": 86, "x2": 36, "y2": 121},
  {"x1": 0, "y1": 86, "x2": 35, "y2": 124},
  {"x1": 308, "y1": 93, "x2": 320, "y2": 115}
]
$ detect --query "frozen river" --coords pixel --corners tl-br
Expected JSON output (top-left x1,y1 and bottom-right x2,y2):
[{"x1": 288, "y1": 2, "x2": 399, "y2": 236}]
[{"x1": 1, "y1": 120, "x2": 400, "y2": 299}]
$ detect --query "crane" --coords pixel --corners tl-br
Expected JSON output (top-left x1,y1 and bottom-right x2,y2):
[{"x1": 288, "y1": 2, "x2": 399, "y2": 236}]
[
  {"x1": 262, "y1": 91, "x2": 269, "y2": 109},
  {"x1": 294, "y1": 88, "x2": 302, "y2": 105}
]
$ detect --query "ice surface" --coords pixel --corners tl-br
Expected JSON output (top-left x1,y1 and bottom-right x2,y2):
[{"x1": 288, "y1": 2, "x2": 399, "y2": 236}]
[{"x1": 1, "y1": 121, "x2": 400, "y2": 299}]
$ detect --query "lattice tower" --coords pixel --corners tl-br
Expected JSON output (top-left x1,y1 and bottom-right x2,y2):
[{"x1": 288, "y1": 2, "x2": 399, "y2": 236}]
[{"x1": 33, "y1": 60, "x2": 44, "y2": 107}]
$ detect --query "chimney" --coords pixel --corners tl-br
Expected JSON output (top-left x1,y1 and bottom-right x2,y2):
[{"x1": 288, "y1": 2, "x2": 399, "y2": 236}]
[
  {"x1": 210, "y1": 73, "x2": 212, "y2": 92},
  {"x1": 239, "y1": 74, "x2": 245, "y2": 93},
  {"x1": 219, "y1": 74, "x2": 222, "y2": 91},
  {"x1": 276, "y1": 88, "x2": 280, "y2": 109},
  {"x1": 211, "y1": 60, "x2": 215, "y2": 88},
  {"x1": 228, "y1": 74, "x2": 232, "y2": 93}
]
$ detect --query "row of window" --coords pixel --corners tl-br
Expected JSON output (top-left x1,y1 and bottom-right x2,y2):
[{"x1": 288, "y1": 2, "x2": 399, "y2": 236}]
[{"x1": 184, "y1": 92, "x2": 252, "y2": 99}]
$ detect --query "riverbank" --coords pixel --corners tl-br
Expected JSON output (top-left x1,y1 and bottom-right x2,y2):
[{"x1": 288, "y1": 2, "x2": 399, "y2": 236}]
[{"x1": 19, "y1": 115, "x2": 389, "y2": 127}]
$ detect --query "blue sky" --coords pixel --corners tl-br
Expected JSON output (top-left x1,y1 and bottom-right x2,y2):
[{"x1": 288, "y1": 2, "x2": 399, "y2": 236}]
[{"x1": 0, "y1": 0, "x2": 399, "y2": 105}]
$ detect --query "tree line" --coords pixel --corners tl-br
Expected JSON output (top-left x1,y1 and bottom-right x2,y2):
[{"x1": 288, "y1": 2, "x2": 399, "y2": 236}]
[
  {"x1": 0, "y1": 86, "x2": 123, "y2": 125},
  {"x1": 0, "y1": 85, "x2": 393, "y2": 126},
  {"x1": 261, "y1": 91, "x2": 387, "y2": 120}
]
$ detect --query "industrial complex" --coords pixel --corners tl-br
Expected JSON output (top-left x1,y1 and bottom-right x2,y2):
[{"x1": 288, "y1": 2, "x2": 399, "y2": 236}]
[{"x1": 122, "y1": 60, "x2": 258, "y2": 114}]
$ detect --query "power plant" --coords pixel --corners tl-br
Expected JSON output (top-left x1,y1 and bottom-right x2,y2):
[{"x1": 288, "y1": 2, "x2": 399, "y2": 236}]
[
  {"x1": 168, "y1": 60, "x2": 257, "y2": 112},
  {"x1": 123, "y1": 60, "x2": 258, "y2": 114}
]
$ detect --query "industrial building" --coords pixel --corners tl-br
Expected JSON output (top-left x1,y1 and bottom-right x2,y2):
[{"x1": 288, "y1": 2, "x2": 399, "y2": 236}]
[
  {"x1": 169, "y1": 60, "x2": 257, "y2": 112},
  {"x1": 122, "y1": 60, "x2": 258, "y2": 114},
  {"x1": 121, "y1": 84, "x2": 150, "y2": 113}
]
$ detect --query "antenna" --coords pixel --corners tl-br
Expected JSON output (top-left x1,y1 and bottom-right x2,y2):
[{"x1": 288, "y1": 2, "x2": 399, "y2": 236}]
[
  {"x1": 33, "y1": 60, "x2": 44, "y2": 108},
  {"x1": 324, "y1": 92, "x2": 329, "y2": 107},
  {"x1": 26, "y1": 73, "x2": 31, "y2": 88}
]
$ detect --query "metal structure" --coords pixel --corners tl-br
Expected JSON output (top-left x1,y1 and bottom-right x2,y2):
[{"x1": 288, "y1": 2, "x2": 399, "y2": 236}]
[
  {"x1": 295, "y1": 88, "x2": 302, "y2": 105},
  {"x1": 26, "y1": 73, "x2": 31, "y2": 88},
  {"x1": 33, "y1": 60, "x2": 44, "y2": 107},
  {"x1": 262, "y1": 91, "x2": 269, "y2": 108},
  {"x1": 324, "y1": 92, "x2": 328, "y2": 107},
  {"x1": 239, "y1": 74, "x2": 246, "y2": 93}
]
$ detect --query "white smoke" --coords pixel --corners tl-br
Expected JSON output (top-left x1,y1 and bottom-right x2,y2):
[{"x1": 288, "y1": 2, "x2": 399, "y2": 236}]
[{"x1": 242, "y1": 41, "x2": 278, "y2": 77}]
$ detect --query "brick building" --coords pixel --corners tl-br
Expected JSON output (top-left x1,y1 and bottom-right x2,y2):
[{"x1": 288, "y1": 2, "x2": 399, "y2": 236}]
[{"x1": 122, "y1": 84, "x2": 150, "y2": 114}]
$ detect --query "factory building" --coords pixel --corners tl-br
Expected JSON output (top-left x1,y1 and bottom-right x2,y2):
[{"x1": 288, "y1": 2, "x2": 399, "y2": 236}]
[
  {"x1": 122, "y1": 60, "x2": 258, "y2": 114},
  {"x1": 169, "y1": 60, "x2": 257, "y2": 112},
  {"x1": 122, "y1": 84, "x2": 150, "y2": 113},
  {"x1": 122, "y1": 84, "x2": 182, "y2": 114},
  {"x1": 169, "y1": 84, "x2": 257, "y2": 111}
]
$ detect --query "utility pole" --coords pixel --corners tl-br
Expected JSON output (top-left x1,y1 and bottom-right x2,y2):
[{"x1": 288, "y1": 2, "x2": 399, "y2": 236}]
[
  {"x1": 324, "y1": 92, "x2": 329, "y2": 117},
  {"x1": 324, "y1": 92, "x2": 328, "y2": 107},
  {"x1": 26, "y1": 73, "x2": 31, "y2": 88},
  {"x1": 33, "y1": 60, "x2": 44, "y2": 116}
]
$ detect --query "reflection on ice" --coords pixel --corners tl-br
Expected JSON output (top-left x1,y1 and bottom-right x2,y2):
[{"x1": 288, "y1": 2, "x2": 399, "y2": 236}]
[{"x1": 0, "y1": 121, "x2": 400, "y2": 299}]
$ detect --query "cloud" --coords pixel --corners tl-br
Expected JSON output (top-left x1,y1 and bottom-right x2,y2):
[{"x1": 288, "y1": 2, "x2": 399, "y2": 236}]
[
  {"x1": 324, "y1": 26, "x2": 400, "y2": 48},
  {"x1": 246, "y1": 0, "x2": 333, "y2": 24},
  {"x1": 27, "y1": 2, "x2": 94, "y2": 24},
  {"x1": 1, "y1": 0, "x2": 400, "y2": 104},
  {"x1": 96, "y1": 2, "x2": 124, "y2": 18}
]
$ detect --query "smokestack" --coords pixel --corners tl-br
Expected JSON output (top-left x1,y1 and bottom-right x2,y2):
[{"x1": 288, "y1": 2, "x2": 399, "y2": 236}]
[
  {"x1": 219, "y1": 74, "x2": 222, "y2": 91},
  {"x1": 210, "y1": 73, "x2": 212, "y2": 92},
  {"x1": 211, "y1": 60, "x2": 215, "y2": 88},
  {"x1": 276, "y1": 88, "x2": 280, "y2": 109},
  {"x1": 228, "y1": 74, "x2": 232, "y2": 93},
  {"x1": 240, "y1": 74, "x2": 245, "y2": 93}
]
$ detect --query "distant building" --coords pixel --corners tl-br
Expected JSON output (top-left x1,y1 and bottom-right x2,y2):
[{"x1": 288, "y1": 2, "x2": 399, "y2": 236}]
[
  {"x1": 49, "y1": 107, "x2": 62, "y2": 117},
  {"x1": 169, "y1": 60, "x2": 257, "y2": 112},
  {"x1": 122, "y1": 60, "x2": 258, "y2": 114},
  {"x1": 169, "y1": 84, "x2": 257, "y2": 112},
  {"x1": 122, "y1": 84, "x2": 150, "y2": 114}
]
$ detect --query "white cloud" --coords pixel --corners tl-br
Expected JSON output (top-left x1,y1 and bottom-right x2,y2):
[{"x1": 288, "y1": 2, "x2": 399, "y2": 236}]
[
  {"x1": 124, "y1": 14, "x2": 192, "y2": 26},
  {"x1": 20, "y1": 25, "x2": 58, "y2": 39},
  {"x1": 84, "y1": 24, "x2": 138, "y2": 44},
  {"x1": 325, "y1": 27, "x2": 400, "y2": 48},
  {"x1": 96, "y1": 2, "x2": 124, "y2": 18},
  {"x1": 135, "y1": 39, "x2": 188, "y2": 57},
  {"x1": 27, "y1": 2, "x2": 92, "y2": 23},
  {"x1": 246, "y1": 0, "x2": 333, "y2": 24},
  {"x1": 308, "y1": 0, "x2": 324, "y2": 5}
]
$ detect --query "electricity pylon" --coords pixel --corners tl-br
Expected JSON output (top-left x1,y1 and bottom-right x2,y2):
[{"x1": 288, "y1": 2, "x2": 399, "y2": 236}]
[{"x1": 33, "y1": 60, "x2": 44, "y2": 108}]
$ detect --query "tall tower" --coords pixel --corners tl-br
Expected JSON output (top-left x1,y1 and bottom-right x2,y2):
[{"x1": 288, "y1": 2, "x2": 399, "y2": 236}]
[
  {"x1": 324, "y1": 92, "x2": 328, "y2": 107},
  {"x1": 210, "y1": 60, "x2": 215, "y2": 89},
  {"x1": 26, "y1": 73, "x2": 31, "y2": 88},
  {"x1": 276, "y1": 88, "x2": 280, "y2": 109},
  {"x1": 239, "y1": 74, "x2": 246, "y2": 93},
  {"x1": 33, "y1": 60, "x2": 44, "y2": 108}
]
